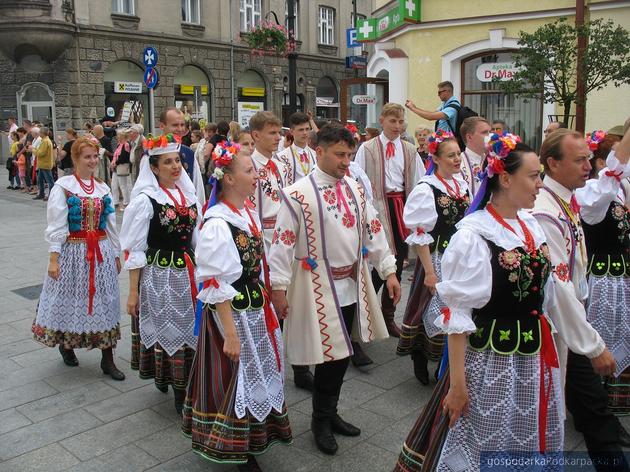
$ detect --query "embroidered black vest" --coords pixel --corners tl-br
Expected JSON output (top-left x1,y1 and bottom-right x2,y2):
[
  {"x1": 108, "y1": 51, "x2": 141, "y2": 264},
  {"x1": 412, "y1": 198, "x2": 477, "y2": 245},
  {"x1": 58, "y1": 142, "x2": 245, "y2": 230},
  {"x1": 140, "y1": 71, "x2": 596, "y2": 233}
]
[
  {"x1": 424, "y1": 183, "x2": 470, "y2": 254},
  {"x1": 211, "y1": 222, "x2": 266, "y2": 312},
  {"x1": 582, "y1": 200, "x2": 630, "y2": 277},
  {"x1": 469, "y1": 239, "x2": 551, "y2": 355},
  {"x1": 145, "y1": 196, "x2": 197, "y2": 269}
]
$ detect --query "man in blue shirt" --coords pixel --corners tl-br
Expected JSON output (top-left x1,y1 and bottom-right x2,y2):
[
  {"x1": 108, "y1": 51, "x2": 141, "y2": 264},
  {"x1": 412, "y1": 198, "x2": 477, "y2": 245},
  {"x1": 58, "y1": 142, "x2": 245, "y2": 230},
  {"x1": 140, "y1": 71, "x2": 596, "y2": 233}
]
[{"x1": 405, "y1": 81, "x2": 460, "y2": 133}]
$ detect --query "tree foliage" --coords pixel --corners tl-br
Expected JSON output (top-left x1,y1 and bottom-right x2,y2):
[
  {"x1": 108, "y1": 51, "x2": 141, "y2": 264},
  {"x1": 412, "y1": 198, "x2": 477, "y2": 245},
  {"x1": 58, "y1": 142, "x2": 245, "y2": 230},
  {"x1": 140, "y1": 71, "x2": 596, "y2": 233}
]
[{"x1": 498, "y1": 17, "x2": 630, "y2": 125}]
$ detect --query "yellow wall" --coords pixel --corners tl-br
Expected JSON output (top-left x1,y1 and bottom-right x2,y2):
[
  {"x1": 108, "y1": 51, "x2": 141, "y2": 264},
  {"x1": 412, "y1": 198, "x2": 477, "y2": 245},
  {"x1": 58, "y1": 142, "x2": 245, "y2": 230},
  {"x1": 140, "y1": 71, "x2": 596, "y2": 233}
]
[{"x1": 585, "y1": 7, "x2": 630, "y2": 132}]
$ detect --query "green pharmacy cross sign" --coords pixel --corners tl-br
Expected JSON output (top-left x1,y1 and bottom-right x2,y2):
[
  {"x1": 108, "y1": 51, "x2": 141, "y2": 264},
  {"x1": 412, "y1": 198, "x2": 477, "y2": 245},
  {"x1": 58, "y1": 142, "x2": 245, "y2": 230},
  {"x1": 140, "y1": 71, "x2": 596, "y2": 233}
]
[{"x1": 357, "y1": 0, "x2": 421, "y2": 42}]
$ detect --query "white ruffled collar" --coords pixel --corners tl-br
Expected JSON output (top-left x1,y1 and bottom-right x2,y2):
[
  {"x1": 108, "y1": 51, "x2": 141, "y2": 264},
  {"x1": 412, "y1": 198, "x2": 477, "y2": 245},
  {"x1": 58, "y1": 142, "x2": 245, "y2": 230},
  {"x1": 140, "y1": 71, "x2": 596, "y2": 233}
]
[
  {"x1": 54, "y1": 175, "x2": 110, "y2": 198},
  {"x1": 421, "y1": 173, "x2": 470, "y2": 198},
  {"x1": 457, "y1": 208, "x2": 547, "y2": 250},
  {"x1": 203, "y1": 201, "x2": 258, "y2": 235}
]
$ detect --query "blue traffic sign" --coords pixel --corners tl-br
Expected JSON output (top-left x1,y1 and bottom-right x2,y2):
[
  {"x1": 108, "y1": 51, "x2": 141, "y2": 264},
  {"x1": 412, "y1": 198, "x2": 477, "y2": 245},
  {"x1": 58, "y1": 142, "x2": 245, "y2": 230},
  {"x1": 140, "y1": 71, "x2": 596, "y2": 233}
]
[
  {"x1": 144, "y1": 67, "x2": 159, "y2": 89},
  {"x1": 143, "y1": 47, "x2": 158, "y2": 67},
  {"x1": 346, "y1": 28, "x2": 360, "y2": 48}
]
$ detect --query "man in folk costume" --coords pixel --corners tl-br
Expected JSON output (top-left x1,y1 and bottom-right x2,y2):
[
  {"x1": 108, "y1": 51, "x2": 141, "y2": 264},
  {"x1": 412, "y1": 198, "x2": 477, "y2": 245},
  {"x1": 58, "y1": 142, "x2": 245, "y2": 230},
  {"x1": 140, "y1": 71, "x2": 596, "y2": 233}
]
[
  {"x1": 532, "y1": 128, "x2": 630, "y2": 468},
  {"x1": 354, "y1": 103, "x2": 425, "y2": 337},
  {"x1": 248, "y1": 111, "x2": 288, "y2": 251},
  {"x1": 458, "y1": 116, "x2": 491, "y2": 198},
  {"x1": 269, "y1": 125, "x2": 401, "y2": 455},
  {"x1": 275, "y1": 112, "x2": 317, "y2": 185}
]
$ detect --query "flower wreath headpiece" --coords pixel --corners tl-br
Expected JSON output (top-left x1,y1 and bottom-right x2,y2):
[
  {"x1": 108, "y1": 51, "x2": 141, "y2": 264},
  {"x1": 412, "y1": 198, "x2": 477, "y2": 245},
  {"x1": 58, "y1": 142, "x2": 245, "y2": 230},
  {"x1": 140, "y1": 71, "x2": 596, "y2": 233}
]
[
  {"x1": 485, "y1": 132, "x2": 521, "y2": 178},
  {"x1": 142, "y1": 133, "x2": 181, "y2": 156},
  {"x1": 586, "y1": 130, "x2": 607, "y2": 152},
  {"x1": 211, "y1": 140, "x2": 241, "y2": 180},
  {"x1": 427, "y1": 130, "x2": 455, "y2": 156}
]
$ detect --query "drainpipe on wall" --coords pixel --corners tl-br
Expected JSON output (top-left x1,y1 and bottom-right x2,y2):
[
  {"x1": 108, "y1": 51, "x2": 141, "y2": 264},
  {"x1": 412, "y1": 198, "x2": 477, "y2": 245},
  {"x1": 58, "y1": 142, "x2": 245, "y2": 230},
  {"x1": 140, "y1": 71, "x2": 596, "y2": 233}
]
[
  {"x1": 229, "y1": 0, "x2": 235, "y2": 120},
  {"x1": 71, "y1": 0, "x2": 82, "y2": 131}
]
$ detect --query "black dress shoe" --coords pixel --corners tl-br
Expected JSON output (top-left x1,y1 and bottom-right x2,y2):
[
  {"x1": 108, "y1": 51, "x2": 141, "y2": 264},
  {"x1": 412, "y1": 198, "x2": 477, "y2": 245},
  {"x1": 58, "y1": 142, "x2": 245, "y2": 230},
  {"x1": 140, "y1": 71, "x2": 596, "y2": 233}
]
[
  {"x1": 311, "y1": 418, "x2": 338, "y2": 455},
  {"x1": 237, "y1": 456, "x2": 263, "y2": 472},
  {"x1": 156, "y1": 384, "x2": 169, "y2": 393},
  {"x1": 293, "y1": 365, "x2": 314, "y2": 391},
  {"x1": 619, "y1": 424, "x2": 630, "y2": 448},
  {"x1": 350, "y1": 342, "x2": 373, "y2": 367},
  {"x1": 174, "y1": 389, "x2": 186, "y2": 415},
  {"x1": 59, "y1": 345, "x2": 79, "y2": 366},
  {"x1": 331, "y1": 414, "x2": 361, "y2": 436},
  {"x1": 412, "y1": 351, "x2": 429, "y2": 385}
]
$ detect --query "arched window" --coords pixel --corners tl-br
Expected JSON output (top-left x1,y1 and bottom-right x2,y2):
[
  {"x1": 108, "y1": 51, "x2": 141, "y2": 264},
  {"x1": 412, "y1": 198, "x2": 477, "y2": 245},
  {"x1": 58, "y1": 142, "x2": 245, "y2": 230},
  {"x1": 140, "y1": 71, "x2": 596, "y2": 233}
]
[
  {"x1": 16, "y1": 82, "x2": 56, "y2": 135},
  {"x1": 174, "y1": 65, "x2": 212, "y2": 126},
  {"x1": 103, "y1": 60, "x2": 147, "y2": 129},
  {"x1": 236, "y1": 69, "x2": 267, "y2": 128},
  {"x1": 316, "y1": 76, "x2": 339, "y2": 119}
]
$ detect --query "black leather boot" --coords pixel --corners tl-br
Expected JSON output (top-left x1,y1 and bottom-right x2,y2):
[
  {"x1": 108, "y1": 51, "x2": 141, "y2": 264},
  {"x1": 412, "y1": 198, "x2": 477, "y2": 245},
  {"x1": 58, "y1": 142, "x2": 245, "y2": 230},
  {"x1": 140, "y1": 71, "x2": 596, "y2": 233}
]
[
  {"x1": 293, "y1": 365, "x2": 314, "y2": 391},
  {"x1": 173, "y1": 388, "x2": 186, "y2": 415},
  {"x1": 237, "y1": 455, "x2": 263, "y2": 472},
  {"x1": 350, "y1": 341, "x2": 373, "y2": 367},
  {"x1": 58, "y1": 344, "x2": 79, "y2": 366},
  {"x1": 411, "y1": 351, "x2": 429, "y2": 385},
  {"x1": 101, "y1": 347, "x2": 125, "y2": 380},
  {"x1": 311, "y1": 392, "x2": 338, "y2": 455}
]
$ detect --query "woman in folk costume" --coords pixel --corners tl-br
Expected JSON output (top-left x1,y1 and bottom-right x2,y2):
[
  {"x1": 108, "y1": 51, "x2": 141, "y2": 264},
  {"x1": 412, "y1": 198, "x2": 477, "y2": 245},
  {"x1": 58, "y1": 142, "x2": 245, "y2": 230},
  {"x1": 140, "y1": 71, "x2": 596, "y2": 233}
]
[
  {"x1": 397, "y1": 131, "x2": 470, "y2": 385},
  {"x1": 395, "y1": 134, "x2": 565, "y2": 472},
  {"x1": 182, "y1": 140, "x2": 291, "y2": 472},
  {"x1": 269, "y1": 125, "x2": 400, "y2": 456},
  {"x1": 120, "y1": 133, "x2": 201, "y2": 414},
  {"x1": 32, "y1": 137, "x2": 124, "y2": 380},
  {"x1": 576, "y1": 128, "x2": 630, "y2": 415}
]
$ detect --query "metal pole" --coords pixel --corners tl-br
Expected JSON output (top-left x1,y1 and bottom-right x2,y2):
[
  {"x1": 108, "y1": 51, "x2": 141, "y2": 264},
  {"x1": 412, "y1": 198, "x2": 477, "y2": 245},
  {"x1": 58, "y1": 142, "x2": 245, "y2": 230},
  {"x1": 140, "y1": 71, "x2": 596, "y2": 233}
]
[
  {"x1": 287, "y1": 0, "x2": 297, "y2": 117},
  {"x1": 229, "y1": 0, "x2": 235, "y2": 121},
  {"x1": 149, "y1": 88, "x2": 156, "y2": 134},
  {"x1": 353, "y1": 0, "x2": 358, "y2": 78},
  {"x1": 575, "y1": 0, "x2": 586, "y2": 133}
]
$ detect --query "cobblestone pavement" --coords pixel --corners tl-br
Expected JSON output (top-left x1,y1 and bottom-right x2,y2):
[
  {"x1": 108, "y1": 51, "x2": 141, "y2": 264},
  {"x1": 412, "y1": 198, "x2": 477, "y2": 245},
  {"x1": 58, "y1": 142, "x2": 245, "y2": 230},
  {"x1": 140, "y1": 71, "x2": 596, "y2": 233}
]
[{"x1": 0, "y1": 169, "x2": 627, "y2": 472}]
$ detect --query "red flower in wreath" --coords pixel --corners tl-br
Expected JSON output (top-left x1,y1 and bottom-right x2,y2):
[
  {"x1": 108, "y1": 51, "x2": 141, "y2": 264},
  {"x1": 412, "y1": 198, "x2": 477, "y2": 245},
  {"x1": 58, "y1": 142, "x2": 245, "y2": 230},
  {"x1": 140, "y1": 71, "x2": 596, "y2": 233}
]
[
  {"x1": 554, "y1": 263, "x2": 570, "y2": 282},
  {"x1": 323, "y1": 188, "x2": 336, "y2": 205},
  {"x1": 370, "y1": 219, "x2": 382, "y2": 234},
  {"x1": 280, "y1": 230, "x2": 296, "y2": 246}
]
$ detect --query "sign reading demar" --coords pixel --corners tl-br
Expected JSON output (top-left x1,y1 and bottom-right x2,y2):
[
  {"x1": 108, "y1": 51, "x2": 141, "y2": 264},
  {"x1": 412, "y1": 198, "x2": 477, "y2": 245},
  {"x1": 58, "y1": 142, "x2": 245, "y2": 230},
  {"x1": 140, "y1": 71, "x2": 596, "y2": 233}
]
[{"x1": 357, "y1": 0, "x2": 421, "y2": 42}]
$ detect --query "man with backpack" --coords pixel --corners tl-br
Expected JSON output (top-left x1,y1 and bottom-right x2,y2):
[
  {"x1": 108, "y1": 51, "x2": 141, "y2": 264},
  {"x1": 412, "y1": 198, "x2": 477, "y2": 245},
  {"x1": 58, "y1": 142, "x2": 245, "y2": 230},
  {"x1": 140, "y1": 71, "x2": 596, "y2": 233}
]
[{"x1": 405, "y1": 81, "x2": 477, "y2": 149}]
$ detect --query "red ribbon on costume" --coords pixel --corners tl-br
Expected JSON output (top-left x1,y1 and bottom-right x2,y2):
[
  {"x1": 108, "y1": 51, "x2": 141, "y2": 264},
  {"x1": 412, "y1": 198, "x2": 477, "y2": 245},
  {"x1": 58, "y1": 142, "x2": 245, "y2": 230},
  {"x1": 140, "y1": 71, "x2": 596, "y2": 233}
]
[
  {"x1": 335, "y1": 180, "x2": 356, "y2": 227},
  {"x1": 441, "y1": 307, "x2": 451, "y2": 324},
  {"x1": 385, "y1": 141, "x2": 396, "y2": 160},
  {"x1": 537, "y1": 313, "x2": 559, "y2": 453},
  {"x1": 569, "y1": 195, "x2": 581, "y2": 216},
  {"x1": 265, "y1": 159, "x2": 279, "y2": 178},
  {"x1": 386, "y1": 191, "x2": 411, "y2": 240},
  {"x1": 70, "y1": 229, "x2": 105, "y2": 315},
  {"x1": 300, "y1": 152, "x2": 309, "y2": 163},
  {"x1": 203, "y1": 277, "x2": 220, "y2": 289},
  {"x1": 184, "y1": 252, "x2": 198, "y2": 308},
  {"x1": 605, "y1": 169, "x2": 624, "y2": 182}
]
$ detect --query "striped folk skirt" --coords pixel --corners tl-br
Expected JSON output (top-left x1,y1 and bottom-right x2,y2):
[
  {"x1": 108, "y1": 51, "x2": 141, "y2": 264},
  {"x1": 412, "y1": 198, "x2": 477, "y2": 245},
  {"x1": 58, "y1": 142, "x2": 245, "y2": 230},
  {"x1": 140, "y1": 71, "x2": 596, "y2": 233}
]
[
  {"x1": 181, "y1": 306, "x2": 292, "y2": 464},
  {"x1": 397, "y1": 254, "x2": 445, "y2": 361},
  {"x1": 130, "y1": 315, "x2": 194, "y2": 391}
]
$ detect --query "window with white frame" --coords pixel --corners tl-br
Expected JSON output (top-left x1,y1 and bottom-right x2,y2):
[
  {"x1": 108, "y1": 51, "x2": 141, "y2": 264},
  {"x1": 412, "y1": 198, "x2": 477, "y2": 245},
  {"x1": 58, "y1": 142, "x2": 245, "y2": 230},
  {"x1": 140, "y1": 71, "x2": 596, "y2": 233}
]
[
  {"x1": 318, "y1": 6, "x2": 335, "y2": 45},
  {"x1": 285, "y1": 0, "x2": 299, "y2": 40},
  {"x1": 240, "y1": 0, "x2": 262, "y2": 32},
  {"x1": 181, "y1": 0, "x2": 201, "y2": 24},
  {"x1": 350, "y1": 12, "x2": 366, "y2": 29},
  {"x1": 112, "y1": 0, "x2": 134, "y2": 15}
]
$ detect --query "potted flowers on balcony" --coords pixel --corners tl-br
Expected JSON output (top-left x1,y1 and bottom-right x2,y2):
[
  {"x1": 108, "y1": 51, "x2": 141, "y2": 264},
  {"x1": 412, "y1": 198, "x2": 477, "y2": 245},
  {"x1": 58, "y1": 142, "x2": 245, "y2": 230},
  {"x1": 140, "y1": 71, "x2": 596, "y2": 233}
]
[{"x1": 244, "y1": 20, "x2": 296, "y2": 57}]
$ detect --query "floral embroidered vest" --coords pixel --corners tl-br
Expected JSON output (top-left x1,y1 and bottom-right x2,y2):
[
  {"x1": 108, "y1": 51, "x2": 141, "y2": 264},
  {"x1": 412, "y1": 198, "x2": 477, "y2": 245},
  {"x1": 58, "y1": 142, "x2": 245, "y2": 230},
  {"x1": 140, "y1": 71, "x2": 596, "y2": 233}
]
[
  {"x1": 425, "y1": 183, "x2": 469, "y2": 254},
  {"x1": 469, "y1": 240, "x2": 551, "y2": 355},
  {"x1": 66, "y1": 192, "x2": 114, "y2": 232},
  {"x1": 212, "y1": 222, "x2": 266, "y2": 312},
  {"x1": 582, "y1": 200, "x2": 630, "y2": 277},
  {"x1": 145, "y1": 196, "x2": 197, "y2": 269}
]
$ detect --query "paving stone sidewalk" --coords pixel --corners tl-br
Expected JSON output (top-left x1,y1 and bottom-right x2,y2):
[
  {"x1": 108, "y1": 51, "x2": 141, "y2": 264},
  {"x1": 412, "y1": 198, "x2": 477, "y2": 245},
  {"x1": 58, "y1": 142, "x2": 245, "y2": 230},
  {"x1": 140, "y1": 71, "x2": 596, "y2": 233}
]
[{"x1": 0, "y1": 169, "x2": 626, "y2": 472}]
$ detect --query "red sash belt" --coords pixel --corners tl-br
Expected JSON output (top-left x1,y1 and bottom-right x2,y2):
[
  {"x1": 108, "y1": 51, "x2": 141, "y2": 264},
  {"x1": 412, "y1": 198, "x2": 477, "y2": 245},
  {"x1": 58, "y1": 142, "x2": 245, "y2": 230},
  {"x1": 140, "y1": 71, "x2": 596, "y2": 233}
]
[
  {"x1": 184, "y1": 252, "x2": 198, "y2": 309},
  {"x1": 68, "y1": 229, "x2": 106, "y2": 315},
  {"x1": 262, "y1": 217, "x2": 277, "y2": 230},
  {"x1": 537, "y1": 313, "x2": 560, "y2": 453},
  {"x1": 386, "y1": 191, "x2": 410, "y2": 240},
  {"x1": 331, "y1": 263, "x2": 357, "y2": 281}
]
